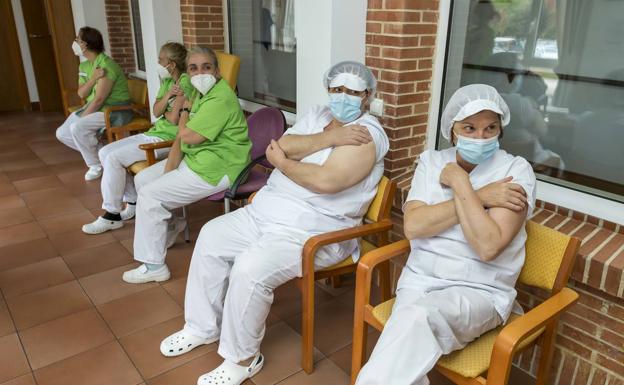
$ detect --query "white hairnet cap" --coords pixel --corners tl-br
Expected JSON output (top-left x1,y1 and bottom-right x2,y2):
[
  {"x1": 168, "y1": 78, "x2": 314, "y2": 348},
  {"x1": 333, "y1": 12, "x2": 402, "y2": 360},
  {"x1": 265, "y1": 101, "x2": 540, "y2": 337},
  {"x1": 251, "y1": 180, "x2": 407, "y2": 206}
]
[
  {"x1": 440, "y1": 84, "x2": 510, "y2": 140},
  {"x1": 323, "y1": 61, "x2": 377, "y2": 100}
]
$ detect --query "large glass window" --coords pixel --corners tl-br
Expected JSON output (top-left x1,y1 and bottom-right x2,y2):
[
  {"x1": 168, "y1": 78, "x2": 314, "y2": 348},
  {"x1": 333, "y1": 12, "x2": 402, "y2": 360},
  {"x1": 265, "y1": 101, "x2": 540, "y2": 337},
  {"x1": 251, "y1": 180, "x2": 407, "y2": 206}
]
[
  {"x1": 440, "y1": 0, "x2": 624, "y2": 202},
  {"x1": 228, "y1": 0, "x2": 296, "y2": 112},
  {"x1": 129, "y1": 0, "x2": 145, "y2": 72}
]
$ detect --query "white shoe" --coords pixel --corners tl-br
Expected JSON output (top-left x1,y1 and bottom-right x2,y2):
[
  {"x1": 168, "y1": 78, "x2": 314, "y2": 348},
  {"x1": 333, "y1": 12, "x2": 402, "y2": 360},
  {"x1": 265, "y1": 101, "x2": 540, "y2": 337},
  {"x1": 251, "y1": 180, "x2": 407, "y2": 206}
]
[
  {"x1": 85, "y1": 166, "x2": 103, "y2": 181},
  {"x1": 82, "y1": 216, "x2": 123, "y2": 234},
  {"x1": 160, "y1": 330, "x2": 218, "y2": 357},
  {"x1": 166, "y1": 217, "x2": 187, "y2": 248},
  {"x1": 120, "y1": 204, "x2": 136, "y2": 220},
  {"x1": 197, "y1": 354, "x2": 264, "y2": 385},
  {"x1": 122, "y1": 264, "x2": 170, "y2": 284}
]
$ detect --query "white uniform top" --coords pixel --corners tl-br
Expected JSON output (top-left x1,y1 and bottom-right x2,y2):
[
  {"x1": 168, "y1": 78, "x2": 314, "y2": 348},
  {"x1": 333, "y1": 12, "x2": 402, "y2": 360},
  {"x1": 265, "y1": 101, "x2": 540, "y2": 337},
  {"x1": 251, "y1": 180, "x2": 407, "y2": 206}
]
[
  {"x1": 247, "y1": 105, "x2": 389, "y2": 260},
  {"x1": 400, "y1": 148, "x2": 536, "y2": 320}
]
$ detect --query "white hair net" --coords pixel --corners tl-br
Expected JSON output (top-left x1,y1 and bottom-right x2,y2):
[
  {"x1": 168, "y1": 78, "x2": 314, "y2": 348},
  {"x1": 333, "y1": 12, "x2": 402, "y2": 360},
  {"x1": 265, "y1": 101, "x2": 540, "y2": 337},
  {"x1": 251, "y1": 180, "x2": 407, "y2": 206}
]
[
  {"x1": 323, "y1": 61, "x2": 377, "y2": 101},
  {"x1": 440, "y1": 84, "x2": 510, "y2": 141}
]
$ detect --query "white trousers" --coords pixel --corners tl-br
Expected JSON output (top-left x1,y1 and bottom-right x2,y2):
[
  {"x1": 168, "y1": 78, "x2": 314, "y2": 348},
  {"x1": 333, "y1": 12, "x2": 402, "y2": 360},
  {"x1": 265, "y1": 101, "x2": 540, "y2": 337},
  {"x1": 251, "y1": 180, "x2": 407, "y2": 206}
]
[
  {"x1": 132, "y1": 159, "x2": 229, "y2": 265},
  {"x1": 183, "y1": 207, "x2": 347, "y2": 363},
  {"x1": 56, "y1": 111, "x2": 106, "y2": 167},
  {"x1": 97, "y1": 134, "x2": 168, "y2": 214},
  {"x1": 355, "y1": 268, "x2": 501, "y2": 385}
]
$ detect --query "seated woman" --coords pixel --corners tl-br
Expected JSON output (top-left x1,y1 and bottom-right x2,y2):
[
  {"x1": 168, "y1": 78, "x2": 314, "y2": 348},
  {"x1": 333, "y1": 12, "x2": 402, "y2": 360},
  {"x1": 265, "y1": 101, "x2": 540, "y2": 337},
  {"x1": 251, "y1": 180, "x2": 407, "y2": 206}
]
[
  {"x1": 56, "y1": 26, "x2": 131, "y2": 181},
  {"x1": 82, "y1": 42, "x2": 193, "y2": 234},
  {"x1": 121, "y1": 47, "x2": 251, "y2": 284},
  {"x1": 159, "y1": 61, "x2": 389, "y2": 385},
  {"x1": 355, "y1": 84, "x2": 536, "y2": 385}
]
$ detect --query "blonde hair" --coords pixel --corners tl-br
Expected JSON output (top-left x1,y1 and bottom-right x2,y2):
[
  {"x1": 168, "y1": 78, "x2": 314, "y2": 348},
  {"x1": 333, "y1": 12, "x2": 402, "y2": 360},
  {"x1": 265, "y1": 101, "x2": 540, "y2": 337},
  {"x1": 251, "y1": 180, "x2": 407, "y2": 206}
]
[{"x1": 160, "y1": 42, "x2": 188, "y2": 72}]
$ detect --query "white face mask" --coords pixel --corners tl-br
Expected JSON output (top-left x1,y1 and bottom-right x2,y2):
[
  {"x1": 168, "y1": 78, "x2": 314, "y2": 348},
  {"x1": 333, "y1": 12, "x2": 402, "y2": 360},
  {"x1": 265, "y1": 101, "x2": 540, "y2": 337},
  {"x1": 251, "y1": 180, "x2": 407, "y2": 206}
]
[
  {"x1": 71, "y1": 41, "x2": 83, "y2": 57},
  {"x1": 156, "y1": 63, "x2": 171, "y2": 79},
  {"x1": 191, "y1": 74, "x2": 217, "y2": 95}
]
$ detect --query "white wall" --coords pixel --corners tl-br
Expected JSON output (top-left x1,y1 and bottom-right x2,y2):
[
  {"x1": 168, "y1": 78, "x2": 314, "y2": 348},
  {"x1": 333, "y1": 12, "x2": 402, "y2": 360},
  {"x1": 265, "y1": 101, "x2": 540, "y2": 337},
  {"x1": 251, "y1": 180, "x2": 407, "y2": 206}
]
[
  {"x1": 71, "y1": 0, "x2": 111, "y2": 54},
  {"x1": 138, "y1": 0, "x2": 183, "y2": 120},
  {"x1": 295, "y1": 0, "x2": 367, "y2": 118},
  {"x1": 11, "y1": 0, "x2": 39, "y2": 102}
]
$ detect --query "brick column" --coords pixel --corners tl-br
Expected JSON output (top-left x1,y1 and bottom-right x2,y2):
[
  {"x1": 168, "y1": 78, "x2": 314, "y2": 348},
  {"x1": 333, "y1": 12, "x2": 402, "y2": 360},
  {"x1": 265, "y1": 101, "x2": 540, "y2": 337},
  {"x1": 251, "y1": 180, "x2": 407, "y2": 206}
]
[
  {"x1": 365, "y1": 0, "x2": 439, "y2": 239},
  {"x1": 104, "y1": 0, "x2": 137, "y2": 74},
  {"x1": 180, "y1": 0, "x2": 225, "y2": 50}
]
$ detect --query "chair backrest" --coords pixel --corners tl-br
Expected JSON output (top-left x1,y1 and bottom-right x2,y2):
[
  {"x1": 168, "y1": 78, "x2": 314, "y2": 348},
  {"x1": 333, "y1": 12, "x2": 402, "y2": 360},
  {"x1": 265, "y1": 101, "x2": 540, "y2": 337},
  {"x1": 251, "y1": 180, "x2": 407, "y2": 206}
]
[
  {"x1": 128, "y1": 78, "x2": 148, "y2": 107},
  {"x1": 518, "y1": 221, "x2": 580, "y2": 293},
  {"x1": 365, "y1": 176, "x2": 396, "y2": 223},
  {"x1": 247, "y1": 107, "x2": 287, "y2": 167},
  {"x1": 216, "y1": 51, "x2": 241, "y2": 90}
]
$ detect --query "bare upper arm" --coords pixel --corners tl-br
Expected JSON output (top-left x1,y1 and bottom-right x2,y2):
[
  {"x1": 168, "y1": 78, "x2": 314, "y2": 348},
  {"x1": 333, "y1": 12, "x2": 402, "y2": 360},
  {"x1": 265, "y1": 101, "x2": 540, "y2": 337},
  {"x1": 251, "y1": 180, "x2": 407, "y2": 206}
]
[
  {"x1": 94, "y1": 77, "x2": 113, "y2": 101},
  {"x1": 319, "y1": 141, "x2": 377, "y2": 193},
  {"x1": 487, "y1": 205, "x2": 528, "y2": 253}
]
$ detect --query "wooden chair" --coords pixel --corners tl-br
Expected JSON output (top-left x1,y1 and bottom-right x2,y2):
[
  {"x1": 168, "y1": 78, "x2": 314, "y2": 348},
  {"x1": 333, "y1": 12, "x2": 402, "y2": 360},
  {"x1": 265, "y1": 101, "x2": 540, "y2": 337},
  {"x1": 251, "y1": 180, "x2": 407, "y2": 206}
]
[
  {"x1": 350, "y1": 220, "x2": 581, "y2": 385},
  {"x1": 103, "y1": 78, "x2": 152, "y2": 143},
  {"x1": 132, "y1": 52, "x2": 241, "y2": 174}
]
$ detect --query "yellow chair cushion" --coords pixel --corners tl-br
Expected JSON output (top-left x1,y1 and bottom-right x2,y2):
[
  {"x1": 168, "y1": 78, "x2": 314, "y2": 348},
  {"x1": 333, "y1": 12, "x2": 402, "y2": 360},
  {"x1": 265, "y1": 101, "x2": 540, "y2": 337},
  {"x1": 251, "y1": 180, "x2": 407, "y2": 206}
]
[
  {"x1": 320, "y1": 239, "x2": 375, "y2": 272},
  {"x1": 371, "y1": 301, "x2": 545, "y2": 378},
  {"x1": 365, "y1": 176, "x2": 389, "y2": 223},
  {"x1": 68, "y1": 105, "x2": 81, "y2": 113},
  {"x1": 519, "y1": 221, "x2": 571, "y2": 291},
  {"x1": 128, "y1": 160, "x2": 149, "y2": 175}
]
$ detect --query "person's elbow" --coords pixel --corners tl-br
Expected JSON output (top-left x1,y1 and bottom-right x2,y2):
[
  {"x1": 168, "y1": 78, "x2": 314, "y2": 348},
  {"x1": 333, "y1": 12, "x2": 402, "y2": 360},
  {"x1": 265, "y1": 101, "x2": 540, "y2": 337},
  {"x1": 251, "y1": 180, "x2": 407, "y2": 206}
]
[
  {"x1": 180, "y1": 129, "x2": 205, "y2": 145},
  {"x1": 307, "y1": 174, "x2": 345, "y2": 195},
  {"x1": 474, "y1": 236, "x2": 505, "y2": 262}
]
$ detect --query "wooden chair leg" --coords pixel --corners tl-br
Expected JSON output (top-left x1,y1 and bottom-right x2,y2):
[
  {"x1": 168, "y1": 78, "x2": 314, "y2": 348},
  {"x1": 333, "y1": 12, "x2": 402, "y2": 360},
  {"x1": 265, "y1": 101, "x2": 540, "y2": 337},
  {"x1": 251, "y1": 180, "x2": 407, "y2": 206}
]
[
  {"x1": 379, "y1": 260, "x2": 392, "y2": 302},
  {"x1": 301, "y1": 274, "x2": 315, "y2": 373},
  {"x1": 350, "y1": 315, "x2": 368, "y2": 384},
  {"x1": 534, "y1": 326, "x2": 557, "y2": 385}
]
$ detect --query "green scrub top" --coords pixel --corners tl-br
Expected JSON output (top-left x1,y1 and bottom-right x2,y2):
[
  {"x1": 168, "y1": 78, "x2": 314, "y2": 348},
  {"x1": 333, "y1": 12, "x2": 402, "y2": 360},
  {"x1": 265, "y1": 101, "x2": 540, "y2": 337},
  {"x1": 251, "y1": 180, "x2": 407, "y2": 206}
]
[
  {"x1": 145, "y1": 74, "x2": 194, "y2": 140},
  {"x1": 182, "y1": 79, "x2": 251, "y2": 186}
]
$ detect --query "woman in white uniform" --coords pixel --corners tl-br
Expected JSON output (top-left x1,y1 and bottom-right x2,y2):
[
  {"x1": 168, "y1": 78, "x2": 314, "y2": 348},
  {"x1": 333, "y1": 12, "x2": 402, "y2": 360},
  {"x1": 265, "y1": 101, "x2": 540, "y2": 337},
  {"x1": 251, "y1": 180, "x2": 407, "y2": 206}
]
[
  {"x1": 159, "y1": 61, "x2": 390, "y2": 385},
  {"x1": 355, "y1": 84, "x2": 537, "y2": 385}
]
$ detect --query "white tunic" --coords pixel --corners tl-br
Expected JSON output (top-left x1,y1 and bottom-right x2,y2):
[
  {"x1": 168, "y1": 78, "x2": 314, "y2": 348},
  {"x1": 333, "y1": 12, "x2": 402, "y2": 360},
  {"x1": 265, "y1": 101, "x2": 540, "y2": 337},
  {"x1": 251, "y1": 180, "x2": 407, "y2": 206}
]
[
  {"x1": 400, "y1": 148, "x2": 537, "y2": 320},
  {"x1": 247, "y1": 105, "x2": 389, "y2": 260}
]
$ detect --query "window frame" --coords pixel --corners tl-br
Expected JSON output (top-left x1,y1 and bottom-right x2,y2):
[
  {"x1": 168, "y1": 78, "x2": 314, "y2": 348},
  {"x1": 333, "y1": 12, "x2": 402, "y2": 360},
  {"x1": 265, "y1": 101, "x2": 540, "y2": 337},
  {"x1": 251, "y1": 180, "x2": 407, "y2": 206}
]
[
  {"x1": 426, "y1": 0, "x2": 624, "y2": 225},
  {"x1": 128, "y1": 0, "x2": 146, "y2": 77}
]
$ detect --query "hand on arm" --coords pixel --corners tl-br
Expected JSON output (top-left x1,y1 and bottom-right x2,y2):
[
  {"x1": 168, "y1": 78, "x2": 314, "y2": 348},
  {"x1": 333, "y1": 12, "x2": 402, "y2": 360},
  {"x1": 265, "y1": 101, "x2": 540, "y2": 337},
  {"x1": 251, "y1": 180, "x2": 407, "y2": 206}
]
[
  {"x1": 267, "y1": 138, "x2": 376, "y2": 194},
  {"x1": 153, "y1": 80, "x2": 184, "y2": 119},
  {"x1": 81, "y1": 75, "x2": 113, "y2": 117},
  {"x1": 178, "y1": 99, "x2": 207, "y2": 145},
  {"x1": 77, "y1": 67, "x2": 104, "y2": 99},
  {"x1": 278, "y1": 124, "x2": 372, "y2": 160}
]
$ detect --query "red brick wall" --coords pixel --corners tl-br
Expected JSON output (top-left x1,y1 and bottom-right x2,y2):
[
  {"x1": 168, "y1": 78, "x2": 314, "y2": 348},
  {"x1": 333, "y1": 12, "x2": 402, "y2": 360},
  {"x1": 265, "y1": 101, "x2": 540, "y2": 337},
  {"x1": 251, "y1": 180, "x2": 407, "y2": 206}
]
[
  {"x1": 180, "y1": 0, "x2": 225, "y2": 50},
  {"x1": 364, "y1": 0, "x2": 439, "y2": 242},
  {"x1": 104, "y1": 0, "x2": 137, "y2": 74}
]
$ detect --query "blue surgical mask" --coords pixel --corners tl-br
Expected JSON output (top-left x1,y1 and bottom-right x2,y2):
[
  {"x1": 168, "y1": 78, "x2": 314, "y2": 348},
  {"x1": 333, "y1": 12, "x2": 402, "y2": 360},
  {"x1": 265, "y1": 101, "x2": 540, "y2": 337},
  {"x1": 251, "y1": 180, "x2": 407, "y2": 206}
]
[
  {"x1": 455, "y1": 134, "x2": 499, "y2": 164},
  {"x1": 328, "y1": 92, "x2": 363, "y2": 123}
]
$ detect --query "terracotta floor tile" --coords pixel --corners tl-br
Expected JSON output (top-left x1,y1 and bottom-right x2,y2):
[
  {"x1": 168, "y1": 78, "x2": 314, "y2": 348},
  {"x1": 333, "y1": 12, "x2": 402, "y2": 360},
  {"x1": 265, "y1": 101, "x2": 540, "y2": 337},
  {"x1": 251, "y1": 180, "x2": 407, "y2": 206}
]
[
  {"x1": 0, "y1": 208, "x2": 33, "y2": 229},
  {"x1": 120, "y1": 316, "x2": 216, "y2": 379},
  {"x1": 0, "y1": 300, "x2": 15, "y2": 337},
  {"x1": 20, "y1": 187, "x2": 85, "y2": 216},
  {"x1": 0, "y1": 183, "x2": 16, "y2": 198},
  {"x1": 4, "y1": 166, "x2": 52, "y2": 182},
  {"x1": 110, "y1": 222, "x2": 135, "y2": 241},
  {"x1": 0, "y1": 257, "x2": 74, "y2": 299},
  {"x1": 0, "y1": 373, "x2": 37, "y2": 385},
  {"x1": 164, "y1": 244, "x2": 193, "y2": 280},
  {"x1": 47, "y1": 227, "x2": 116, "y2": 255},
  {"x1": 147, "y1": 351, "x2": 253, "y2": 385},
  {"x1": 270, "y1": 280, "x2": 335, "y2": 321},
  {"x1": 79, "y1": 263, "x2": 157, "y2": 305},
  {"x1": 162, "y1": 278, "x2": 187, "y2": 307},
  {"x1": 48, "y1": 160, "x2": 85, "y2": 175},
  {"x1": 0, "y1": 333, "x2": 30, "y2": 383},
  {"x1": 0, "y1": 195, "x2": 25, "y2": 210},
  {"x1": 252, "y1": 322, "x2": 324, "y2": 385},
  {"x1": 36, "y1": 210, "x2": 96, "y2": 237},
  {"x1": 0, "y1": 159, "x2": 47, "y2": 173},
  {"x1": 38, "y1": 152, "x2": 83, "y2": 166},
  {"x1": 7, "y1": 280, "x2": 92, "y2": 331},
  {"x1": 326, "y1": 329, "x2": 380, "y2": 376},
  {"x1": 284, "y1": 298, "x2": 355, "y2": 357},
  {"x1": 56, "y1": 170, "x2": 101, "y2": 195},
  {"x1": 0, "y1": 239, "x2": 58, "y2": 272},
  {"x1": 33, "y1": 341, "x2": 142, "y2": 385},
  {"x1": 275, "y1": 358, "x2": 349, "y2": 385},
  {"x1": 63, "y1": 242, "x2": 134, "y2": 278},
  {"x1": 0, "y1": 222, "x2": 46, "y2": 249},
  {"x1": 75, "y1": 192, "x2": 103, "y2": 210},
  {"x1": 19, "y1": 309, "x2": 114, "y2": 370},
  {"x1": 121, "y1": 238, "x2": 134, "y2": 254},
  {"x1": 13, "y1": 175, "x2": 63, "y2": 194},
  {"x1": 98, "y1": 286, "x2": 182, "y2": 338}
]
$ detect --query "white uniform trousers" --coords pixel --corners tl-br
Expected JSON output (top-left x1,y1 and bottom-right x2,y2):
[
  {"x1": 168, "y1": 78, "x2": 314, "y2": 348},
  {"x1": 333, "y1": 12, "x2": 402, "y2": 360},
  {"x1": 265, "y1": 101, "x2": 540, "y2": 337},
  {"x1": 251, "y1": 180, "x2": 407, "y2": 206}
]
[
  {"x1": 132, "y1": 159, "x2": 229, "y2": 265},
  {"x1": 356, "y1": 269, "x2": 502, "y2": 385},
  {"x1": 183, "y1": 207, "x2": 347, "y2": 363},
  {"x1": 97, "y1": 134, "x2": 168, "y2": 214},
  {"x1": 55, "y1": 111, "x2": 106, "y2": 167}
]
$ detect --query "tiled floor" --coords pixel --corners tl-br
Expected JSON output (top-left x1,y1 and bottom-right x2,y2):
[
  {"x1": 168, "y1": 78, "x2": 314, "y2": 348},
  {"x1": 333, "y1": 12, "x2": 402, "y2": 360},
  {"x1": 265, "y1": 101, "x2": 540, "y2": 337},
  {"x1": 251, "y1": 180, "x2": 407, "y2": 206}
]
[{"x1": 0, "y1": 111, "x2": 534, "y2": 385}]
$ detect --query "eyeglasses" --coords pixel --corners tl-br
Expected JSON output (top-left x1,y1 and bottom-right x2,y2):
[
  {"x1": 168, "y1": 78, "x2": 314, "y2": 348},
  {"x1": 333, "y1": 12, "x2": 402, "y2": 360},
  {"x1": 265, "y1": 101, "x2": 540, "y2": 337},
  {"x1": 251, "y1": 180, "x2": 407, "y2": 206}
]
[{"x1": 327, "y1": 86, "x2": 367, "y2": 97}]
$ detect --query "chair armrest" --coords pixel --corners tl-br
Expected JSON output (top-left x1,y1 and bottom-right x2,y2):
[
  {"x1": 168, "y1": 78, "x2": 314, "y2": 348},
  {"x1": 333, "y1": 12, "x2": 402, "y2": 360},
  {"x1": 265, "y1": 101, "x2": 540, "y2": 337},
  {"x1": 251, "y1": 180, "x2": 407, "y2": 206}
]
[
  {"x1": 487, "y1": 287, "x2": 579, "y2": 384},
  {"x1": 224, "y1": 155, "x2": 268, "y2": 199},
  {"x1": 301, "y1": 219, "x2": 394, "y2": 278},
  {"x1": 138, "y1": 140, "x2": 175, "y2": 166}
]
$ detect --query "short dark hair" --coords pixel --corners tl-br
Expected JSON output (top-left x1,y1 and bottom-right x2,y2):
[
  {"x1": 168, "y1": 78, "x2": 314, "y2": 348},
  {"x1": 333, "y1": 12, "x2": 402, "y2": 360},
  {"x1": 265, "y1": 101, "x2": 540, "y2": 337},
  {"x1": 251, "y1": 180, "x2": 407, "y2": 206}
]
[{"x1": 79, "y1": 27, "x2": 104, "y2": 53}]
